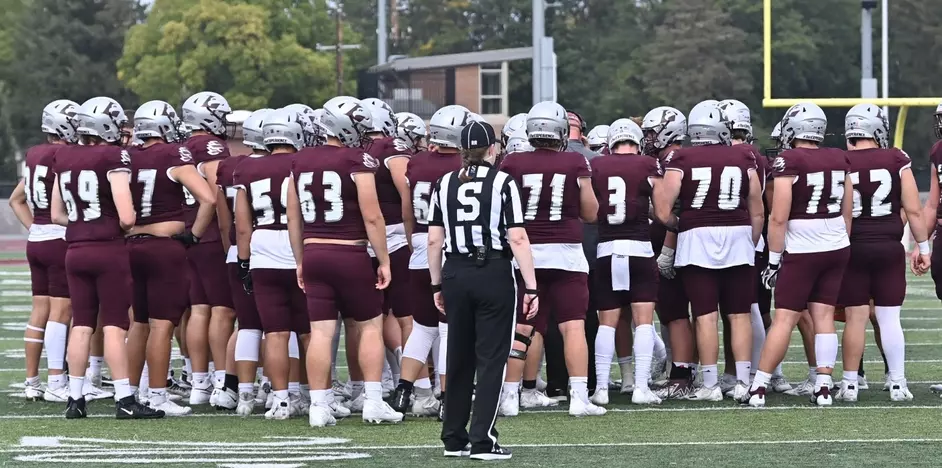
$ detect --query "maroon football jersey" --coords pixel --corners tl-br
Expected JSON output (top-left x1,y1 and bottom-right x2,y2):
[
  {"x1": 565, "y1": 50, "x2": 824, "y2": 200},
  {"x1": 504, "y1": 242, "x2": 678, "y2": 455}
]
[
  {"x1": 406, "y1": 150, "x2": 462, "y2": 234},
  {"x1": 233, "y1": 153, "x2": 295, "y2": 231},
  {"x1": 663, "y1": 144, "x2": 755, "y2": 232},
  {"x1": 23, "y1": 143, "x2": 63, "y2": 225},
  {"x1": 129, "y1": 143, "x2": 194, "y2": 226},
  {"x1": 847, "y1": 148, "x2": 911, "y2": 242},
  {"x1": 53, "y1": 145, "x2": 131, "y2": 242},
  {"x1": 182, "y1": 134, "x2": 231, "y2": 242},
  {"x1": 591, "y1": 153, "x2": 660, "y2": 243},
  {"x1": 931, "y1": 140, "x2": 942, "y2": 220},
  {"x1": 499, "y1": 149, "x2": 592, "y2": 244},
  {"x1": 368, "y1": 137, "x2": 412, "y2": 225},
  {"x1": 771, "y1": 147, "x2": 850, "y2": 220},
  {"x1": 216, "y1": 154, "x2": 248, "y2": 246},
  {"x1": 291, "y1": 145, "x2": 380, "y2": 240}
]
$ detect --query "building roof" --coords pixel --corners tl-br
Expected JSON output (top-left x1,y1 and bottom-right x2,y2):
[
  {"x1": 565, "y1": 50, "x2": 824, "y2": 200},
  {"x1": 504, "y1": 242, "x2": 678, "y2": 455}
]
[{"x1": 369, "y1": 47, "x2": 533, "y2": 73}]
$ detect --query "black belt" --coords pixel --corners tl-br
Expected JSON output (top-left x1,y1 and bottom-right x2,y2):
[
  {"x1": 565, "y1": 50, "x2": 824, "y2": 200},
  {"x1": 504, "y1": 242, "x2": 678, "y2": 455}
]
[
  {"x1": 126, "y1": 233, "x2": 160, "y2": 240},
  {"x1": 445, "y1": 250, "x2": 510, "y2": 261}
]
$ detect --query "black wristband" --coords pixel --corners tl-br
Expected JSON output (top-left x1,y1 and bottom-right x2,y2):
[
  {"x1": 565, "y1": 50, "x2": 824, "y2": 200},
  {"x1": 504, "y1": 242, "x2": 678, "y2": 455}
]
[
  {"x1": 431, "y1": 284, "x2": 442, "y2": 293},
  {"x1": 524, "y1": 288, "x2": 538, "y2": 295}
]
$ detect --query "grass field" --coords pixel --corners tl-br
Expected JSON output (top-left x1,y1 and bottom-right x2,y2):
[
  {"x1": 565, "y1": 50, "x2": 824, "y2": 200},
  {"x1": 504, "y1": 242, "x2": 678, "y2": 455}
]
[{"x1": 1, "y1": 254, "x2": 942, "y2": 467}]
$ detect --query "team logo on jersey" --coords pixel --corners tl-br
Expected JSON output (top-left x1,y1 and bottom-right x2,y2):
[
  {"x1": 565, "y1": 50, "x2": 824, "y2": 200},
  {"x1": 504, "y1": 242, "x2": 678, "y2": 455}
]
[
  {"x1": 899, "y1": 149, "x2": 911, "y2": 160},
  {"x1": 362, "y1": 153, "x2": 380, "y2": 169},
  {"x1": 120, "y1": 150, "x2": 131, "y2": 166},
  {"x1": 206, "y1": 140, "x2": 225, "y2": 156},
  {"x1": 393, "y1": 137, "x2": 411, "y2": 153},
  {"x1": 178, "y1": 146, "x2": 193, "y2": 163},
  {"x1": 583, "y1": 156, "x2": 592, "y2": 172},
  {"x1": 772, "y1": 156, "x2": 786, "y2": 172},
  {"x1": 655, "y1": 159, "x2": 664, "y2": 176}
]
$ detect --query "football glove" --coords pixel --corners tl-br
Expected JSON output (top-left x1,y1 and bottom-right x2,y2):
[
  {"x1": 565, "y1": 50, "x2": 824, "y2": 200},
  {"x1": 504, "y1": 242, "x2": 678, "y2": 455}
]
[
  {"x1": 172, "y1": 230, "x2": 201, "y2": 246},
  {"x1": 761, "y1": 262, "x2": 781, "y2": 290},
  {"x1": 237, "y1": 258, "x2": 252, "y2": 294},
  {"x1": 657, "y1": 246, "x2": 676, "y2": 280}
]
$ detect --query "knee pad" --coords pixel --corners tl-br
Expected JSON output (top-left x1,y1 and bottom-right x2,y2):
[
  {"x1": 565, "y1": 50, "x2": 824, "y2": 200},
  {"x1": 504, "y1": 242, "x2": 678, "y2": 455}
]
[
  {"x1": 509, "y1": 330, "x2": 534, "y2": 361},
  {"x1": 288, "y1": 331, "x2": 300, "y2": 359},
  {"x1": 402, "y1": 323, "x2": 437, "y2": 363},
  {"x1": 235, "y1": 329, "x2": 262, "y2": 362}
]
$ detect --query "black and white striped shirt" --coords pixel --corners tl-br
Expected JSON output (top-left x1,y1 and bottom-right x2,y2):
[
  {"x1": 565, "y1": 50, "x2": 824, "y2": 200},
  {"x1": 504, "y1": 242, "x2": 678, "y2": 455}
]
[{"x1": 427, "y1": 163, "x2": 525, "y2": 254}]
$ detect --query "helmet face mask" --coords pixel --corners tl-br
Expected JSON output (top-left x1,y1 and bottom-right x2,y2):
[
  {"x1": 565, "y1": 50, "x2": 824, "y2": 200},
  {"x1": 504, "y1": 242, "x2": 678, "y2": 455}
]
[
  {"x1": 719, "y1": 99, "x2": 753, "y2": 143},
  {"x1": 394, "y1": 112, "x2": 428, "y2": 151},
  {"x1": 586, "y1": 125, "x2": 610, "y2": 153},
  {"x1": 934, "y1": 103, "x2": 942, "y2": 140},
  {"x1": 362, "y1": 98, "x2": 397, "y2": 137},
  {"x1": 323, "y1": 97, "x2": 373, "y2": 148},
  {"x1": 641, "y1": 106, "x2": 686, "y2": 155},
  {"x1": 182, "y1": 91, "x2": 232, "y2": 139}
]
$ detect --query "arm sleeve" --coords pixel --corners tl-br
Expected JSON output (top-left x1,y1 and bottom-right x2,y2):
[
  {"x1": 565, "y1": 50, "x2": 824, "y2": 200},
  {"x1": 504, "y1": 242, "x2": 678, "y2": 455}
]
[
  {"x1": 502, "y1": 176, "x2": 526, "y2": 228},
  {"x1": 427, "y1": 179, "x2": 444, "y2": 227}
]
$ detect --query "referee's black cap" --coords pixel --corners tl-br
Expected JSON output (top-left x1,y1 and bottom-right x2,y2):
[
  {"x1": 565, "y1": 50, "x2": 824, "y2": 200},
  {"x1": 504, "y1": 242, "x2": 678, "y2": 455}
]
[{"x1": 461, "y1": 121, "x2": 496, "y2": 149}]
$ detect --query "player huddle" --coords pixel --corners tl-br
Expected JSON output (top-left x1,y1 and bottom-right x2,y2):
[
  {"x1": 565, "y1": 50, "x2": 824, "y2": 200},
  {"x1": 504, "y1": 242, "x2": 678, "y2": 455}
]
[{"x1": 11, "y1": 92, "x2": 941, "y2": 426}]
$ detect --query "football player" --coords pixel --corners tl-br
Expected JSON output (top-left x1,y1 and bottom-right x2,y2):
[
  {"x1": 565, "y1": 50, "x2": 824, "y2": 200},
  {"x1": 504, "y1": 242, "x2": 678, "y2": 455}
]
[
  {"x1": 590, "y1": 119, "x2": 662, "y2": 406},
  {"x1": 586, "y1": 125, "x2": 610, "y2": 153},
  {"x1": 499, "y1": 101, "x2": 603, "y2": 417},
  {"x1": 50, "y1": 97, "x2": 163, "y2": 419},
  {"x1": 655, "y1": 100, "x2": 763, "y2": 401},
  {"x1": 395, "y1": 112, "x2": 429, "y2": 153},
  {"x1": 287, "y1": 97, "x2": 402, "y2": 426},
  {"x1": 748, "y1": 103, "x2": 852, "y2": 407},
  {"x1": 11, "y1": 100, "x2": 76, "y2": 401},
  {"x1": 834, "y1": 104, "x2": 927, "y2": 402},
  {"x1": 180, "y1": 91, "x2": 236, "y2": 405},
  {"x1": 125, "y1": 100, "x2": 217, "y2": 415}
]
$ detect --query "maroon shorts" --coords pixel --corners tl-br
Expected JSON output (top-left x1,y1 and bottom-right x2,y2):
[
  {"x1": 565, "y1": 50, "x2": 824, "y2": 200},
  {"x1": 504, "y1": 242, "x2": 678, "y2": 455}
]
[
  {"x1": 680, "y1": 265, "x2": 754, "y2": 318},
  {"x1": 373, "y1": 247, "x2": 411, "y2": 318},
  {"x1": 228, "y1": 263, "x2": 262, "y2": 330},
  {"x1": 26, "y1": 238, "x2": 69, "y2": 298},
  {"x1": 774, "y1": 247, "x2": 850, "y2": 311},
  {"x1": 594, "y1": 255, "x2": 659, "y2": 311},
  {"x1": 838, "y1": 241, "x2": 905, "y2": 307},
  {"x1": 127, "y1": 236, "x2": 189, "y2": 325},
  {"x1": 932, "y1": 234, "x2": 942, "y2": 300},
  {"x1": 302, "y1": 244, "x2": 382, "y2": 323},
  {"x1": 656, "y1": 275, "x2": 690, "y2": 325},
  {"x1": 410, "y1": 268, "x2": 445, "y2": 327},
  {"x1": 517, "y1": 269, "x2": 589, "y2": 336},
  {"x1": 754, "y1": 251, "x2": 772, "y2": 316},
  {"x1": 252, "y1": 268, "x2": 308, "y2": 334},
  {"x1": 186, "y1": 241, "x2": 233, "y2": 309},
  {"x1": 65, "y1": 240, "x2": 131, "y2": 330}
]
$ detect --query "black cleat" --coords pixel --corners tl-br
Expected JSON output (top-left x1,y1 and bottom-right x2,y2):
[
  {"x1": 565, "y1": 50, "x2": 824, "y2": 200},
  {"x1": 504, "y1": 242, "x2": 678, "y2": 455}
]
[
  {"x1": 116, "y1": 395, "x2": 165, "y2": 419},
  {"x1": 65, "y1": 397, "x2": 87, "y2": 419},
  {"x1": 390, "y1": 386, "x2": 412, "y2": 416},
  {"x1": 470, "y1": 444, "x2": 512, "y2": 461}
]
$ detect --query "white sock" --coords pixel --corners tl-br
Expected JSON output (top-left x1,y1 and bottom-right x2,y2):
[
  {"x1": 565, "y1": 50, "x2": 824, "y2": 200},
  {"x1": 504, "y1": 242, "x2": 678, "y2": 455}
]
[
  {"x1": 311, "y1": 389, "x2": 329, "y2": 404},
  {"x1": 751, "y1": 370, "x2": 771, "y2": 391},
  {"x1": 184, "y1": 358, "x2": 192, "y2": 377},
  {"x1": 842, "y1": 370, "x2": 859, "y2": 385},
  {"x1": 213, "y1": 370, "x2": 226, "y2": 387},
  {"x1": 814, "y1": 373, "x2": 833, "y2": 389},
  {"x1": 773, "y1": 363, "x2": 784, "y2": 379},
  {"x1": 273, "y1": 389, "x2": 289, "y2": 401},
  {"x1": 44, "y1": 321, "x2": 67, "y2": 371},
  {"x1": 415, "y1": 377, "x2": 432, "y2": 390},
  {"x1": 633, "y1": 324, "x2": 655, "y2": 390},
  {"x1": 875, "y1": 306, "x2": 906, "y2": 382},
  {"x1": 87, "y1": 356, "x2": 103, "y2": 380},
  {"x1": 807, "y1": 367, "x2": 817, "y2": 382},
  {"x1": 503, "y1": 381, "x2": 520, "y2": 395},
  {"x1": 593, "y1": 325, "x2": 616, "y2": 391},
  {"x1": 48, "y1": 373, "x2": 66, "y2": 389},
  {"x1": 749, "y1": 304, "x2": 766, "y2": 371},
  {"x1": 652, "y1": 327, "x2": 667, "y2": 362},
  {"x1": 331, "y1": 320, "x2": 342, "y2": 381},
  {"x1": 814, "y1": 333, "x2": 838, "y2": 369},
  {"x1": 238, "y1": 383, "x2": 254, "y2": 394},
  {"x1": 735, "y1": 361, "x2": 751, "y2": 384},
  {"x1": 617, "y1": 356, "x2": 633, "y2": 383},
  {"x1": 364, "y1": 381, "x2": 383, "y2": 402},
  {"x1": 68, "y1": 376, "x2": 85, "y2": 400},
  {"x1": 288, "y1": 381, "x2": 300, "y2": 396},
  {"x1": 129, "y1": 385, "x2": 138, "y2": 395},
  {"x1": 140, "y1": 364, "x2": 150, "y2": 392},
  {"x1": 569, "y1": 377, "x2": 589, "y2": 404},
  {"x1": 193, "y1": 372, "x2": 210, "y2": 387},
  {"x1": 701, "y1": 364, "x2": 718, "y2": 388},
  {"x1": 113, "y1": 378, "x2": 133, "y2": 400}
]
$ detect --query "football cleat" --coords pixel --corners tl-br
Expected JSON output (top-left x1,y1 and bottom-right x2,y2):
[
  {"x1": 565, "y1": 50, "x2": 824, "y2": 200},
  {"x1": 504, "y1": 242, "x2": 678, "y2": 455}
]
[
  {"x1": 718, "y1": 374, "x2": 737, "y2": 394},
  {"x1": 331, "y1": 380, "x2": 348, "y2": 402},
  {"x1": 148, "y1": 393, "x2": 192, "y2": 416},
  {"x1": 784, "y1": 379, "x2": 814, "y2": 396},
  {"x1": 65, "y1": 397, "x2": 87, "y2": 419},
  {"x1": 590, "y1": 388, "x2": 609, "y2": 406},
  {"x1": 444, "y1": 444, "x2": 472, "y2": 458},
  {"x1": 289, "y1": 393, "x2": 308, "y2": 416},
  {"x1": 83, "y1": 382, "x2": 114, "y2": 401},
  {"x1": 929, "y1": 383, "x2": 942, "y2": 393},
  {"x1": 834, "y1": 381, "x2": 858, "y2": 402},
  {"x1": 43, "y1": 385, "x2": 69, "y2": 403},
  {"x1": 24, "y1": 380, "x2": 44, "y2": 401},
  {"x1": 470, "y1": 445, "x2": 512, "y2": 461},
  {"x1": 654, "y1": 380, "x2": 692, "y2": 400},
  {"x1": 631, "y1": 387, "x2": 662, "y2": 405},
  {"x1": 189, "y1": 381, "x2": 213, "y2": 405},
  {"x1": 214, "y1": 387, "x2": 238, "y2": 410},
  {"x1": 265, "y1": 397, "x2": 291, "y2": 420},
  {"x1": 812, "y1": 386, "x2": 833, "y2": 406},
  {"x1": 725, "y1": 382, "x2": 749, "y2": 401},
  {"x1": 498, "y1": 391, "x2": 519, "y2": 417},
  {"x1": 742, "y1": 386, "x2": 766, "y2": 407},
  {"x1": 620, "y1": 381, "x2": 635, "y2": 395},
  {"x1": 858, "y1": 375, "x2": 869, "y2": 390},
  {"x1": 520, "y1": 389, "x2": 558, "y2": 408},
  {"x1": 167, "y1": 379, "x2": 190, "y2": 398},
  {"x1": 236, "y1": 392, "x2": 255, "y2": 416},
  {"x1": 653, "y1": 356, "x2": 668, "y2": 381},
  {"x1": 116, "y1": 395, "x2": 165, "y2": 419},
  {"x1": 256, "y1": 380, "x2": 272, "y2": 405},
  {"x1": 770, "y1": 375, "x2": 793, "y2": 393},
  {"x1": 609, "y1": 379, "x2": 622, "y2": 391},
  {"x1": 328, "y1": 399, "x2": 352, "y2": 418},
  {"x1": 343, "y1": 393, "x2": 365, "y2": 413},
  {"x1": 568, "y1": 396, "x2": 607, "y2": 417},
  {"x1": 209, "y1": 386, "x2": 221, "y2": 407},
  {"x1": 363, "y1": 399, "x2": 403, "y2": 424},
  {"x1": 390, "y1": 386, "x2": 412, "y2": 415},
  {"x1": 412, "y1": 392, "x2": 441, "y2": 417},
  {"x1": 890, "y1": 382, "x2": 914, "y2": 402},
  {"x1": 686, "y1": 385, "x2": 723, "y2": 402},
  {"x1": 536, "y1": 376, "x2": 547, "y2": 392},
  {"x1": 308, "y1": 404, "x2": 336, "y2": 427}
]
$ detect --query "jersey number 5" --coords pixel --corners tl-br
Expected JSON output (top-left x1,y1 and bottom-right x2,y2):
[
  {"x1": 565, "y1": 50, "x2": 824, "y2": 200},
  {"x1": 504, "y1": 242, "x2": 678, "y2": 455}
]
[
  {"x1": 805, "y1": 171, "x2": 846, "y2": 215},
  {"x1": 412, "y1": 181, "x2": 432, "y2": 224}
]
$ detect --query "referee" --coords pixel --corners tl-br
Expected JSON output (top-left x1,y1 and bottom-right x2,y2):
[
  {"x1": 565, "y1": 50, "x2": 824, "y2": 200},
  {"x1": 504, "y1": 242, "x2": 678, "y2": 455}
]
[{"x1": 427, "y1": 120, "x2": 539, "y2": 461}]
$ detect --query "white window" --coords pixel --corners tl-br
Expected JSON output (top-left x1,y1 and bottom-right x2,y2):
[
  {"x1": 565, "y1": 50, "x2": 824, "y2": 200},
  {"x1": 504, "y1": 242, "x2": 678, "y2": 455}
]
[{"x1": 480, "y1": 62, "x2": 508, "y2": 116}]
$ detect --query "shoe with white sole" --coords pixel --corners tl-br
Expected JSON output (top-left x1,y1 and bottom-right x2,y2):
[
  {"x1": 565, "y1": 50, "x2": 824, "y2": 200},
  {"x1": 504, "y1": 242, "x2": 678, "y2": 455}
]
[
  {"x1": 209, "y1": 385, "x2": 222, "y2": 406},
  {"x1": 498, "y1": 391, "x2": 519, "y2": 417},
  {"x1": 43, "y1": 385, "x2": 69, "y2": 403},
  {"x1": 308, "y1": 404, "x2": 336, "y2": 427},
  {"x1": 167, "y1": 379, "x2": 190, "y2": 398},
  {"x1": 343, "y1": 393, "x2": 365, "y2": 413},
  {"x1": 686, "y1": 385, "x2": 723, "y2": 402},
  {"x1": 653, "y1": 356, "x2": 668, "y2": 380},
  {"x1": 813, "y1": 385, "x2": 833, "y2": 406},
  {"x1": 858, "y1": 375, "x2": 869, "y2": 390},
  {"x1": 470, "y1": 445, "x2": 512, "y2": 461},
  {"x1": 890, "y1": 381, "x2": 914, "y2": 402},
  {"x1": 568, "y1": 395, "x2": 607, "y2": 417},
  {"x1": 620, "y1": 367, "x2": 635, "y2": 394},
  {"x1": 255, "y1": 381, "x2": 271, "y2": 406},
  {"x1": 444, "y1": 444, "x2": 471, "y2": 457},
  {"x1": 265, "y1": 397, "x2": 291, "y2": 420},
  {"x1": 328, "y1": 399, "x2": 351, "y2": 418},
  {"x1": 725, "y1": 382, "x2": 749, "y2": 401},
  {"x1": 289, "y1": 393, "x2": 308, "y2": 416},
  {"x1": 24, "y1": 381, "x2": 44, "y2": 400},
  {"x1": 743, "y1": 386, "x2": 766, "y2": 407},
  {"x1": 590, "y1": 388, "x2": 609, "y2": 406},
  {"x1": 770, "y1": 375, "x2": 793, "y2": 393},
  {"x1": 411, "y1": 389, "x2": 440, "y2": 417},
  {"x1": 236, "y1": 392, "x2": 255, "y2": 416},
  {"x1": 214, "y1": 388, "x2": 238, "y2": 410},
  {"x1": 83, "y1": 382, "x2": 114, "y2": 401},
  {"x1": 718, "y1": 374, "x2": 737, "y2": 394},
  {"x1": 189, "y1": 381, "x2": 213, "y2": 405},
  {"x1": 362, "y1": 399, "x2": 403, "y2": 424},
  {"x1": 784, "y1": 379, "x2": 814, "y2": 396},
  {"x1": 834, "y1": 381, "x2": 858, "y2": 402},
  {"x1": 520, "y1": 389, "x2": 558, "y2": 408},
  {"x1": 631, "y1": 387, "x2": 662, "y2": 405},
  {"x1": 536, "y1": 377, "x2": 547, "y2": 392},
  {"x1": 930, "y1": 383, "x2": 942, "y2": 393},
  {"x1": 148, "y1": 393, "x2": 192, "y2": 416},
  {"x1": 654, "y1": 380, "x2": 692, "y2": 400},
  {"x1": 331, "y1": 380, "x2": 348, "y2": 402}
]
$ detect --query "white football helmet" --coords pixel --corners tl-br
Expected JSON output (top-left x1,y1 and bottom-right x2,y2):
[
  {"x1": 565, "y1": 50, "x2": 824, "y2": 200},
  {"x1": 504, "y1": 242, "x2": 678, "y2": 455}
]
[
  {"x1": 526, "y1": 101, "x2": 569, "y2": 143},
  {"x1": 845, "y1": 103, "x2": 889, "y2": 148},
  {"x1": 283, "y1": 104, "x2": 322, "y2": 147},
  {"x1": 719, "y1": 99, "x2": 752, "y2": 141},
  {"x1": 606, "y1": 119, "x2": 644, "y2": 152},
  {"x1": 429, "y1": 105, "x2": 471, "y2": 149},
  {"x1": 586, "y1": 125, "x2": 610, "y2": 152},
  {"x1": 468, "y1": 112, "x2": 485, "y2": 122},
  {"x1": 687, "y1": 100, "x2": 731, "y2": 146},
  {"x1": 243, "y1": 108, "x2": 274, "y2": 151},
  {"x1": 933, "y1": 103, "x2": 942, "y2": 140},
  {"x1": 780, "y1": 102, "x2": 827, "y2": 148},
  {"x1": 362, "y1": 98, "x2": 397, "y2": 137},
  {"x1": 395, "y1": 112, "x2": 427, "y2": 150},
  {"x1": 322, "y1": 96, "x2": 373, "y2": 147},
  {"x1": 501, "y1": 113, "x2": 528, "y2": 146},
  {"x1": 73, "y1": 97, "x2": 128, "y2": 144},
  {"x1": 41, "y1": 99, "x2": 79, "y2": 143},
  {"x1": 504, "y1": 135, "x2": 533, "y2": 154},
  {"x1": 262, "y1": 108, "x2": 311, "y2": 151},
  {"x1": 134, "y1": 100, "x2": 184, "y2": 142},
  {"x1": 641, "y1": 106, "x2": 686, "y2": 154},
  {"x1": 182, "y1": 91, "x2": 231, "y2": 137}
]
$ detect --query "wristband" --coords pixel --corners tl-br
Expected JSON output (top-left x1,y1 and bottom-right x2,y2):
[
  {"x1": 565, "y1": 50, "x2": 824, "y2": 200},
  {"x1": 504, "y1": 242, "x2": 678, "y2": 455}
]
[
  {"x1": 768, "y1": 251, "x2": 783, "y2": 265},
  {"x1": 918, "y1": 240, "x2": 930, "y2": 255},
  {"x1": 524, "y1": 288, "x2": 538, "y2": 295},
  {"x1": 431, "y1": 284, "x2": 442, "y2": 293}
]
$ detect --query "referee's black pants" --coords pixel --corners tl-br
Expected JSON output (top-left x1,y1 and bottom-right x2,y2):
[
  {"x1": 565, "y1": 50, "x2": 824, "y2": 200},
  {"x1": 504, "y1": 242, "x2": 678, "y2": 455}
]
[{"x1": 440, "y1": 255, "x2": 516, "y2": 454}]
